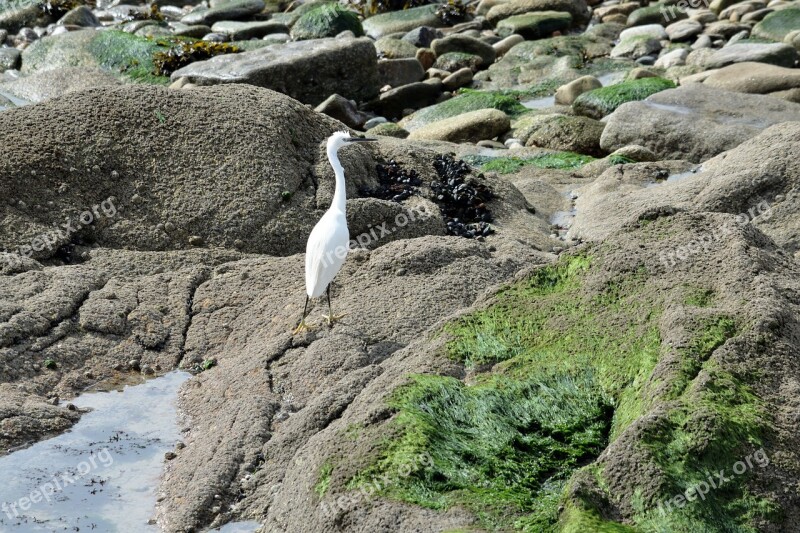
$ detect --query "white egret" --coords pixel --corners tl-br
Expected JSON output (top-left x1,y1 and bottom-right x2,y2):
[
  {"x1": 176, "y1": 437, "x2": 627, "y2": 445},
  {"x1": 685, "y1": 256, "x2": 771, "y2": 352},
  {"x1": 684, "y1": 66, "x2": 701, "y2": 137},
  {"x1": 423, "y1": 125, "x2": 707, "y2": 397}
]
[{"x1": 293, "y1": 131, "x2": 376, "y2": 334}]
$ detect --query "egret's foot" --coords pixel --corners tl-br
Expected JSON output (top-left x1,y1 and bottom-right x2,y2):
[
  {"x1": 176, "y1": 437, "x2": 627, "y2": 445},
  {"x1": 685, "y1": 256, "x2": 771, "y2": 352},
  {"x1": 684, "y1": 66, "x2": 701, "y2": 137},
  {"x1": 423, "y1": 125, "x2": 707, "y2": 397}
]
[
  {"x1": 292, "y1": 320, "x2": 315, "y2": 335},
  {"x1": 322, "y1": 313, "x2": 346, "y2": 327}
]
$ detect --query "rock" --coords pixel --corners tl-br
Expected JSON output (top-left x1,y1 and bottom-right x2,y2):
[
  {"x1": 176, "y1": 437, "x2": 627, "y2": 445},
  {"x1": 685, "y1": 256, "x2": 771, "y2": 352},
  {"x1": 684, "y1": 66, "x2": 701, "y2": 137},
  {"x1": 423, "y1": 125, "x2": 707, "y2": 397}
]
[
  {"x1": 210, "y1": 20, "x2": 288, "y2": 39},
  {"x1": 786, "y1": 29, "x2": 800, "y2": 50},
  {"x1": 314, "y1": 94, "x2": 367, "y2": 129},
  {"x1": 290, "y1": 3, "x2": 364, "y2": 41},
  {"x1": 433, "y1": 51, "x2": 483, "y2": 72},
  {"x1": 375, "y1": 36, "x2": 419, "y2": 59},
  {"x1": 701, "y1": 42, "x2": 798, "y2": 69},
  {"x1": 0, "y1": 67, "x2": 121, "y2": 103},
  {"x1": 665, "y1": 18, "x2": 703, "y2": 41},
  {"x1": 442, "y1": 67, "x2": 473, "y2": 91},
  {"x1": 573, "y1": 77, "x2": 675, "y2": 119},
  {"x1": 377, "y1": 58, "x2": 425, "y2": 87},
  {"x1": 752, "y1": 7, "x2": 800, "y2": 42},
  {"x1": 402, "y1": 26, "x2": 442, "y2": 47},
  {"x1": 609, "y1": 144, "x2": 657, "y2": 162},
  {"x1": 522, "y1": 114, "x2": 607, "y2": 156},
  {"x1": 654, "y1": 47, "x2": 688, "y2": 68},
  {"x1": 431, "y1": 34, "x2": 496, "y2": 67},
  {"x1": 485, "y1": 0, "x2": 590, "y2": 25},
  {"x1": 618, "y1": 23, "x2": 668, "y2": 41},
  {"x1": 366, "y1": 79, "x2": 442, "y2": 119},
  {"x1": 58, "y1": 5, "x2": 100, "y2": 27},
  {"x1": 173, "y1": 24, "x2": 213, "y2": 38},
  {"x1": 363, "y1": 116, "x2": 387, "y2": 129},
  {"x1": 362, "y1": 5, "x2": 442, "y2": 39},
  {"x1": 492, "y1": 33, "x2": 524, "y2": 56},
  {"x1": 610, "y1": 35, "x2": 662, "y2": 59},
  {"x1": 496, "y1": 11, "x2": 573, "y2": 39},
  {"x1": 600, "y1": 84, "x2": 800, "y2": 162},
  {"x1": 171, "y1": 37, "x2": 379, "y2": 105},
  {"x1": 699, "y1": 62, "x2": 800, "y2": 94},
  {"x1": 0, "y1": 48, "x2": 21, "y2": 72},
  {"x1": 366, "y1": 121, "x2": 410, "y2": 138},
  {"x1": 400, "y1": 88, "x2": 525, "y2": 131},
  {"x1": 626, "y1": 66, "x2": 658, "y2": 79},
  {"x1": 408, "y1": 108, "x2": 510, "y2": 142},
  {"x1": 555, "y1": 75, "x2": 602, "y2": 105},
  {"x1": 628, "y1": 2, "x2": 687, "y2": 26},
  {"x1": 416, "y1": 47, "x2": 435, "y2": 69},
  {"x1": 181, "y1": 0, "x2": 266, "y2": 25}
]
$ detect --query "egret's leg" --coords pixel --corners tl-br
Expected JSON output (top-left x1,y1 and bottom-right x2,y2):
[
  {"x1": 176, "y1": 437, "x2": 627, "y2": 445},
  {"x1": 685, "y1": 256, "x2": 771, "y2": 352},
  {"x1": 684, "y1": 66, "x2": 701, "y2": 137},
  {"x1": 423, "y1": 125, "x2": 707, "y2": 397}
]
[
  {"x1": 292, "y1": 296, "x2": 313, "y2": 335},
  {"x1": 322, "y1": 285, "x2": 346, "y2": 326}
]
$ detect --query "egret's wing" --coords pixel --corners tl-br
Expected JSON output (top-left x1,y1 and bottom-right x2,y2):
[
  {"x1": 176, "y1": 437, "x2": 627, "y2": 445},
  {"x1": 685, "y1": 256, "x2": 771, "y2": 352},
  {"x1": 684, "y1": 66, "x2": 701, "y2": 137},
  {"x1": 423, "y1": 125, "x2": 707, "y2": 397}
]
[{"x1": 305, "y1": 213, "x2": 349, "y2": 298}]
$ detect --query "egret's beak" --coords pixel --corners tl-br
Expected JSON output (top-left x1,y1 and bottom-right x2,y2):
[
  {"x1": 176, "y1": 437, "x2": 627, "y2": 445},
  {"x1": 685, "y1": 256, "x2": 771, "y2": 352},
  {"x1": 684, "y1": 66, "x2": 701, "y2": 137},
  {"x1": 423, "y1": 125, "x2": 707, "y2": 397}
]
[{"x1": 346, "y1": 137, "x2": 377, "y2": 143}]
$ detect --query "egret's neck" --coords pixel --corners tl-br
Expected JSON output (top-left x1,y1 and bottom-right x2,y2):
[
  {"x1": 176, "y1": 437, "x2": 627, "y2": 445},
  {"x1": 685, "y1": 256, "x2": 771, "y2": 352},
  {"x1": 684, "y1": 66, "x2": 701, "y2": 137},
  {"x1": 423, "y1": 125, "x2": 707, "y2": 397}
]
[{"x1": 328, "y1": 145, "x2": 347, "y2": 213}]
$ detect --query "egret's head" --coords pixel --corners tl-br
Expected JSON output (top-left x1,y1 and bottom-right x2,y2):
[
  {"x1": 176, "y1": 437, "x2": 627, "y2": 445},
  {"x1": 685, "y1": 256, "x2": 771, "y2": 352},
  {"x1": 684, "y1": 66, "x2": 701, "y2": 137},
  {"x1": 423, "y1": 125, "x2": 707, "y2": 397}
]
[{"x1": 327, "y1": 130, "x2": 376, "y2": 152}]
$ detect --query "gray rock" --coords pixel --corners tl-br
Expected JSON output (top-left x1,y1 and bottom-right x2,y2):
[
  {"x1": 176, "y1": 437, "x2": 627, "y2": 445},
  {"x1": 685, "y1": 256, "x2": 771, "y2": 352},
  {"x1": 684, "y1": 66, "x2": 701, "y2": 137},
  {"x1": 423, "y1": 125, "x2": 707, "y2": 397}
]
[
  {"x1": 0, "y1": 3, "x2": 53, "y2": 34},
  {"x1": 702, "y1": 42, "x2": 798, "y2": 69},
  {"x1": 600, "y1": 84, "x2": 800, "y2": 162},
  {"x1": 210, "y1": 20, "x2": 288, "y2": 39},
  {"x1": 554, "y1": 75, "x2": 602, "y2": 105},
  {"x1": 495, "y1": 11, "x2": 573, "y2": 39},
  {"x1": 431, "y1": 34, "x2": 496, "y2": 67},
  {"x1": 57, "y1": 5, "x2": 100, "y2": 27},
  {"x1": 366, "y1": 79, "x2": 443, "y2": 119},
  {"x1": 618, "y1": 23, "x2": 668, "y2": 41},
  {"x1": 665, "y1": 19, "x2": 703, "y2": 41},
  {"x1": 485, "y1": 0, "x2": 590, "y2": 25},
  {"x1": 171, "y1": 37, "x2": 379, "y2": 105},
  {"x1": 171, "y1": 23, "x2": 213, "y2": 38},
  {"x1": 523, "y1": 113, "x2": 606, "y2": 156},
  {"x1": 610, "y1": 36, "x2": 662, "y2": 59},
  {"x1": 314, "y1": 93, "x2": 367, "y2": 129},
  {"x1": 362, "y1": 5, "x2": 442, "y2": 39},
  {"x1": 442, "y1": 67, "x2": 473, "y2": 91},
  {"x1": 0, "y1": 67, "x2": 120, "y2": 103},
  {"x1": 401, "y1": 26, "x2": 442, "y2": 47},
  {"x1": 492, "y1": 33, "x2": 524, "y2": 56},
  {"x1": 377, "y1": 58, "x2": 425, "y2": 87},
  {"x1": 181, "y1": 0, "x2": 266, "y2": 26}
]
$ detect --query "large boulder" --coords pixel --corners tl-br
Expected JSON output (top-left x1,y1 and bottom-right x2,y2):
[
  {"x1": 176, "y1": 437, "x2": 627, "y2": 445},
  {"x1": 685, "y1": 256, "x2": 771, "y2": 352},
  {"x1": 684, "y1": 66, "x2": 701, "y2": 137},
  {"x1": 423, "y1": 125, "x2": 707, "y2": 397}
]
[
  {"x1": 171, "y1": 37, "x2": 379, "y2": 105},
  {"x1": 600, "y1": 85, "x2": 800, "y2": 162}
]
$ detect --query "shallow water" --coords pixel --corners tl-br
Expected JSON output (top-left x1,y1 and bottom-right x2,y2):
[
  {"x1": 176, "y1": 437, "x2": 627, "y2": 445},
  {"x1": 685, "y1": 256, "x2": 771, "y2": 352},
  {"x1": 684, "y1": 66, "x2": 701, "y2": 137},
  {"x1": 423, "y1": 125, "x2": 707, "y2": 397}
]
[
  {"x1": 0, "y1": 371, "x2": 191, "y2": 531},
  {"x1": 646, "y1": 168, "x2": 702, "y2": 188},
  {"x1": 0, "y1": 89, "x2": 31, "y2": 108}
]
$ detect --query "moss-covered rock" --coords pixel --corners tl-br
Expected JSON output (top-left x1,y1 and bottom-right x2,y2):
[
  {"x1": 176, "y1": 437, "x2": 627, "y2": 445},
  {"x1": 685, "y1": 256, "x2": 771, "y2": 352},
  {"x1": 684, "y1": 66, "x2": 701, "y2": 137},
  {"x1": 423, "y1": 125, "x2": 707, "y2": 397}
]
[
  {"x1": 627, "y1": 2, "x2": 687, "y2": 26},
  {"x1": 520, "y1": 113, "x2": 607, "y2": 157},
  {"x1": 399, "y1": 88, "x2": 527, "y2": 131},
  {"x1": 362, "y1": 4, "x2": 442, "y2": 39},
  {"x1": 572, "y1": 77, "x2": 676, "y2": 119},
  {"x1": 752, "y1": 8, "x2": 800, "y2": 42},
  {"x1": 290, "y1": 3, "x2": 364, "y2": 40},
  {"x1": 366, "y1": 121, "x2": 410, "y2": 138},
  {"x1": 464, "y1": 151, "x2": 596, "y2": 173},
  {"x1": 432, "y1": 51, "x2": 483, "y2": 72},
  {"x1": 495, "y1": 11, "x2": 573, "y2": 39},
  {"x1": 21, "y1": 29, "x2": 174, "y2": 84}
]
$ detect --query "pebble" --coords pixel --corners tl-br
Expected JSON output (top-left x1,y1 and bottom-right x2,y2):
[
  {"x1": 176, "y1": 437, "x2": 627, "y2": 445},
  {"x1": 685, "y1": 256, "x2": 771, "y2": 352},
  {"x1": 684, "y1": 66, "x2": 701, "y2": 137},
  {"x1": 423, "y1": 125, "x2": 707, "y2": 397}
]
[{"x1": 189, "y1": 235, "x2": 204, "y2": 246}]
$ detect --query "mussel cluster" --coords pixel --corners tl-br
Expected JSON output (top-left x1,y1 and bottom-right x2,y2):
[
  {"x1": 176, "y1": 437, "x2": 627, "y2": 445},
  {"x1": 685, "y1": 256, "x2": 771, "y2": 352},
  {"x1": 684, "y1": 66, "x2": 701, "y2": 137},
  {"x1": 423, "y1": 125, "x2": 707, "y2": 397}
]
[
  {"x1": 431, "y1": 155, "x2": 494, "y2": 238},
  {"x1": 361, "y1": 159, "x2": 423, "y2": 202}
]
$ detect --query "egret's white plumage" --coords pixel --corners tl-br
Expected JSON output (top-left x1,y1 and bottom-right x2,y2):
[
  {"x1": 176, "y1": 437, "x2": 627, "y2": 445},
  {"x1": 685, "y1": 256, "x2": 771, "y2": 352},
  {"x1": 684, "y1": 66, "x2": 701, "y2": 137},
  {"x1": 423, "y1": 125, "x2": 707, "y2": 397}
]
[{"x1": 294, "y1": 131, "x2": 375, "y2": 333}]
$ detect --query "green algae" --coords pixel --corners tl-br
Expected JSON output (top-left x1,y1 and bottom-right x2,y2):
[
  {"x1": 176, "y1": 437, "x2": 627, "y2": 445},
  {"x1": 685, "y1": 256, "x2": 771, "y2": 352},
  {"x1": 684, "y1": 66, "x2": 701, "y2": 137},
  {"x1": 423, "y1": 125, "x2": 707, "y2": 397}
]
[{"x1": 573, "y1": 77, "x2": 676, "y2": 119}]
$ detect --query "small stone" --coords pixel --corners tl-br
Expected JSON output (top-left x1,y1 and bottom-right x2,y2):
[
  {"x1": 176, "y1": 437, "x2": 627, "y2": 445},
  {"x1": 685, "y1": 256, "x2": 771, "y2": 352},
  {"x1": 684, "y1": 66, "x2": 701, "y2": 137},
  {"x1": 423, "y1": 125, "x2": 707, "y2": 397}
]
[
  {"x1": 129, "y1": 359, "x2": 141, "y2": 371},
  {"x1": 141, "y1": 365, "x2": 155, "y2": 375},
  {"x1": 188, "y1": 235, "x2": 204, "y2": 246},
  {"x1": 165, "y1": 451, "x2": 177, "y2": 460},
  {"x1": 66, "y1": 403, "x2": 77, "y2": 411}
]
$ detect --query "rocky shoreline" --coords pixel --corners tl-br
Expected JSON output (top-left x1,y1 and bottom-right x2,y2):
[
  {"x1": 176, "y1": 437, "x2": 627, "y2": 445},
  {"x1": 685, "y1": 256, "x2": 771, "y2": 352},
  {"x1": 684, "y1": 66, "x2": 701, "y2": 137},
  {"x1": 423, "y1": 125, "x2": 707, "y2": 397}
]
[{"x1": 1, "y1": 0, "x2": 800, "y2": 531}]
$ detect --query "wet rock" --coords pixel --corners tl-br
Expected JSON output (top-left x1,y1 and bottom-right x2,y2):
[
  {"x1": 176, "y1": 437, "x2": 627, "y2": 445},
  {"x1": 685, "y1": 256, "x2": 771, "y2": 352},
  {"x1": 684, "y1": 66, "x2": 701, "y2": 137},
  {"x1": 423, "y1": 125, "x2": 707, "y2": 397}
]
[
  {"x1": 496, "y1": 11, "x2": 573, "y2": 39},
  {"x1": 555, "y1": 74, "x2": 602, "y2": 105},
  {"x1": 377, "y1": 57, "x2": 425, "y2": 87},
  {"x1": 431, "y1": 34, "x2": 496, "y2": 67},
  {"x1": 314, "y1": 93, "x2": 367, "y2": 129},
  {"x1": 210, "y1": 20, "x2": 288, "y2": 39},
  {"x1": 171, "y1": 37, "x2": 379, "y2": 105},
  {"x1": 600, "y1": 84, "x2": 800, "y2": 162},
  {"x1": 362, "y1": 5, "x2": 442, "y2": 39},
  {"x1": 408, "y1": 108, "x2": 510, "y2": 142},
  {"x1": 181, "y1": 0, "x2": 266, "y2": 25}
]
